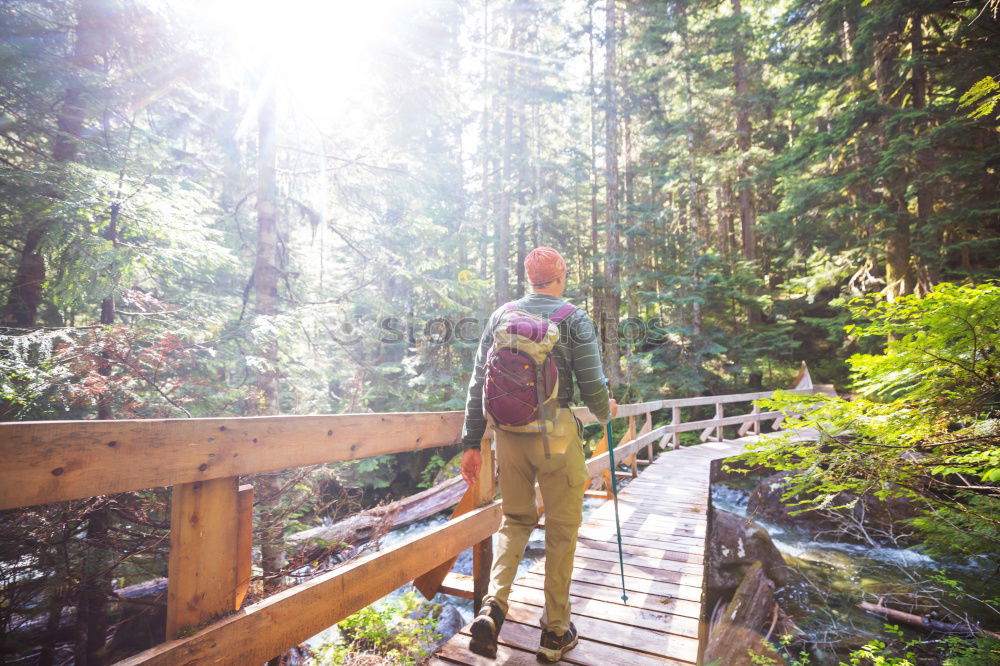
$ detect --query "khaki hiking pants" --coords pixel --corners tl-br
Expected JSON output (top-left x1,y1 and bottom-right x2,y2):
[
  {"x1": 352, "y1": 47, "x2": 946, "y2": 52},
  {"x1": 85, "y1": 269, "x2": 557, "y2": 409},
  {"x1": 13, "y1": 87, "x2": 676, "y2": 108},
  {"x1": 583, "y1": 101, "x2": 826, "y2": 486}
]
[{"x1": 485, "y1": 408, "x2": 588, "y2": 636}]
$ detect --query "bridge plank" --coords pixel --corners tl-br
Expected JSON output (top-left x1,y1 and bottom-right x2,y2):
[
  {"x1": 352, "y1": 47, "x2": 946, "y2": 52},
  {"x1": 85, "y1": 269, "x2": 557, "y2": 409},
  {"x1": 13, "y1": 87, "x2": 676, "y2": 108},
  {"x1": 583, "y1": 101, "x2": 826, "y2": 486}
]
[
  {"x1": 516, "y1": 572, "x2": 704, "y2": 619},
  {"x1": 575, "y1": 536, "x2": 704, "y2": 564},
  {"x1": 449, "y1": 620, "x2": 690, "y2": 666},
  {"x1": 436, "y1": 637, "x2": 539, "y2": 665},
  {"x1": 501, "y1": 603, "x2": 700, "y2": 662},
  {"x1": 571, "y1": 543, "x2": 704, "y2": 574},
  {"x1": 582, "y1": 513, "x2": 707, "y2": 534},
  {"x1": 505, "y1": 585, "x2": 701, "y2": 638},
  {"x1": 577, "y1": 529, "x2": 706, "y2": 555},
  {"x1": 578, "y1": 523, "x2": 706, "y2": 548},
  {"x1": 545, "y1": 566, "x2": 704, "y2": 601}
]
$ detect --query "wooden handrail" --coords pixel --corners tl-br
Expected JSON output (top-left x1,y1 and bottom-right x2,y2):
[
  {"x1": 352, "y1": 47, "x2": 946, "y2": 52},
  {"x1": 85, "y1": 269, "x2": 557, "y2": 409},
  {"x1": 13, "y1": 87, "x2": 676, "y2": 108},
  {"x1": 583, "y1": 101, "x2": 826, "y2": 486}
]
[
  {"x1": 570, "y1": 388, "x2": 812, "y2": 424},
  {"x1": 585, "y1": 426, "x2": 666, "y2": 477},
  {"x1": 0, "y1": 411, "x2": 463, "y2": 510},
  {"x1": 1, "y1": 388, "x2": 812, "y2": 511}
]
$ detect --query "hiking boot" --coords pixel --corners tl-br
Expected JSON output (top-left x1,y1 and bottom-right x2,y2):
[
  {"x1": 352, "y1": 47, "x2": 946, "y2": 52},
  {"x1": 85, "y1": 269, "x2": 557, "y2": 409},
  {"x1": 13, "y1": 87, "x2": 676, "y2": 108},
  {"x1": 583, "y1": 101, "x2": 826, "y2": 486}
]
[
  {"x1": 536, "y1": 622, "x2": 579, "y2": 663},
  {"x1": 469, "y1": 601, "x2": 505, "y2": 659}
]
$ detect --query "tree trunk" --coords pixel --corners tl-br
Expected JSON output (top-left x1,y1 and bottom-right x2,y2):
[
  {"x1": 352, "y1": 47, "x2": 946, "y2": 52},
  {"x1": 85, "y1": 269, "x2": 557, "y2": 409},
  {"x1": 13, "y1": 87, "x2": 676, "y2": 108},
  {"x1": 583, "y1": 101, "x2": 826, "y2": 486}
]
[
  {"x1": 873, "y1": 21, "x2": 913, "y2": 300},
  {"x1": 516, "y1": 6, "x2": 536, "y2": 293},
  {"x1": 678, "y1": 1, "x2": 702, "y2": 337},
  {"x1": 495, "y1": 70, "x2": 512, "y2": 304},
  {"x1": 2, "y1": 228, "x2": 47, "y2": 328},
  {"x1": 2, "y1": 0, "x2": 109, "y2": 327},
  {"x1": 732, "y1": 0, "x2": 759, "y2": 324},
  {"x1": 516, "y1": 95, "x2": 527, "y2": 295},
  {"x1": 254, "y1": 82, "x2": 286, "y2": 600},
  {"x1": 532, "y1": 104, "x2": 541, "y2": 248},
  {"x1": 479, "y1": 0, "x2": 491, "y2": 280},
  {"x1": 602, "y1": 0, "x2": 621, "y2": 385},
  {"x1": 73, "y1": 120, "x2": 124, "y2": 666},
  {"x1": 75, "y1": 505, "x2": 112, "y2": 666},
  {"x1": 587, "y1": 0, "x2": 600, "y2": 317},
  {"x1": 624, "y1": 102, "x2": 639, "y2": 322},
  {"x1": 909, "y1": 12, "x2": 938, "y2": 290},
  {"x1": 37, "y1": 592, "x2": 64, "y2": 666}
]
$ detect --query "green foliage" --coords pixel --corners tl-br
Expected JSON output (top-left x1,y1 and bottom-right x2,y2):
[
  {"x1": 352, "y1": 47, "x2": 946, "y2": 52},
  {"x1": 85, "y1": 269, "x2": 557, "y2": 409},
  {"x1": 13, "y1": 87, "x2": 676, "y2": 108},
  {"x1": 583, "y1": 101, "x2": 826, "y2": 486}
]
[
  {"x1": 844, "y1": 641, "x2": 914, "y2": 666},
  {"x1": 940, "y1": 636, "x2": 1000, "y2": 666},
  {"x1": 745, "y1": 634, "x2": 812, "y2": 665},
  {"x1": 841, "y1": 625, "x2": 917, "y2": 665},
  {"x1": 734, "y1": 283, "x2": 1000, "y2": 561},
  {"x1": 844, "y1": 283, "x2": 1000, "y2": 415},
  {"x1": 338, "y1": 456, "x2": 397, "y2": 491},
  {"x1": 313, "y1": 590, "x2": 440, "y2": 665},
  {"x1": 744, "y1": 624, "x2": 999, "y2": 666},
  {"x1": 960, "y1": 76, "x2": 1000, "y2": 119},
  {"x1": 418, "y1": 453, "x2": 446, "y2": 489}
]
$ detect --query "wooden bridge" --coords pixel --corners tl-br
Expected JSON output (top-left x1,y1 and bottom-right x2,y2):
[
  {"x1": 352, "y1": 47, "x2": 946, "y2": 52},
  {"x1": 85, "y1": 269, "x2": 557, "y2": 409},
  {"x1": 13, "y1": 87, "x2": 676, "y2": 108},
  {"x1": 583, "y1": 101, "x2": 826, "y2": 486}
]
[
  {"x1": 431, "y1": 438, "x2": 745, "y2": 666},
  {"x1": 1, "y1": 365, "x2": 827, "y2": 665}
]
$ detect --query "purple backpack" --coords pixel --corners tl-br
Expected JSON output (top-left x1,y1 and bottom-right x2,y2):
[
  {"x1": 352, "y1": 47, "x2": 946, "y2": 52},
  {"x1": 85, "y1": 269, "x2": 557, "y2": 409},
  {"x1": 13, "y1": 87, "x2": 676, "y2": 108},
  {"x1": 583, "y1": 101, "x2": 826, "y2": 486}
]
[{"x1": 483, "y1": 302, "x2": 576, "y2": 435}]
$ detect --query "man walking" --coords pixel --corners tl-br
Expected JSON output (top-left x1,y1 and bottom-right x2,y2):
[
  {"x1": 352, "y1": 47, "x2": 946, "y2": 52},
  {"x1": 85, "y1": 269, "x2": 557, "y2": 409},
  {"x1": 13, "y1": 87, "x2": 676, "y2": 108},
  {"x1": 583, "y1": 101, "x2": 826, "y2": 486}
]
[{"x1": 459, "y1": 247, "x2": 616, "y2": 662}]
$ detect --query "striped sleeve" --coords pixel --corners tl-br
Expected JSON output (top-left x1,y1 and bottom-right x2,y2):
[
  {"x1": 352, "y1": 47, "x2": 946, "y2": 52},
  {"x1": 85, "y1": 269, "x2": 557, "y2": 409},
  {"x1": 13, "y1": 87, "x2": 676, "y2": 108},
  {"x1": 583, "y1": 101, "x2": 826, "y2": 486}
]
[
  {"x1": 569, "y1": 311, "x2": 611, "y2": 423},
  {"x1": 460, "y1": 311, "x2": 496, "y2": 449}
]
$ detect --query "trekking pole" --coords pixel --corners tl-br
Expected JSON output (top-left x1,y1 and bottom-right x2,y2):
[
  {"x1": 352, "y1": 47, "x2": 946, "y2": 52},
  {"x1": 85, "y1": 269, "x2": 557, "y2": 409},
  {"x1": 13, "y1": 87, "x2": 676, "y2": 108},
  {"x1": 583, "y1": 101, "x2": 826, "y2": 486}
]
[{"x1": 605, "y1": 419, "x2": 629, "y2": 604}]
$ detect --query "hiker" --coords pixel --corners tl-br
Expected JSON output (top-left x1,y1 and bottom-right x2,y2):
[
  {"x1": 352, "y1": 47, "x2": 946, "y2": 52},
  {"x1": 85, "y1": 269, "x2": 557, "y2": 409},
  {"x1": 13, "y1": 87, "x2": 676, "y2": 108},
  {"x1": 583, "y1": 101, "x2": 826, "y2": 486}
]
[{"x1": 458, "y1": 246, "x2": 617, "y2": 662}]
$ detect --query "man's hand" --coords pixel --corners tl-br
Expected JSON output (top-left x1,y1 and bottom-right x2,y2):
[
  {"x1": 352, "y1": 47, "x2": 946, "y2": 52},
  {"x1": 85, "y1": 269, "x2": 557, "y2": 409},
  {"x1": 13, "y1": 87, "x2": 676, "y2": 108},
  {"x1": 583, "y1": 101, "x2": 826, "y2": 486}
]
[
  {"x1": 460, "y1": 448, "x2": 482, "y2": 486},
  {"x1": 609, "y1": 398, "x2": 618, "y2": 418}
]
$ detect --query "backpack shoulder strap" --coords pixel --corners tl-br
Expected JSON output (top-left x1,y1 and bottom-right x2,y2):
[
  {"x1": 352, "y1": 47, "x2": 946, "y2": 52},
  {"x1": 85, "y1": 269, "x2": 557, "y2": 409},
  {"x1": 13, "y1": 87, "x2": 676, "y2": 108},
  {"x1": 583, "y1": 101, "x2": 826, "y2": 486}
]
[{"x1": 549, "y1": 303, "x2": 576, "y2": 324}]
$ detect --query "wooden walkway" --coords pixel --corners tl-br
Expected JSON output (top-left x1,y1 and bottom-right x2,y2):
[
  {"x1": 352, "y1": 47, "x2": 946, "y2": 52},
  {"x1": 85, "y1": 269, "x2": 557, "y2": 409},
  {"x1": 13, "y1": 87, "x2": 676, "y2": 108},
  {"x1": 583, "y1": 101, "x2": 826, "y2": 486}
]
[{"x1": 430, "y1": 439, "x2": 745, "y2": 666}]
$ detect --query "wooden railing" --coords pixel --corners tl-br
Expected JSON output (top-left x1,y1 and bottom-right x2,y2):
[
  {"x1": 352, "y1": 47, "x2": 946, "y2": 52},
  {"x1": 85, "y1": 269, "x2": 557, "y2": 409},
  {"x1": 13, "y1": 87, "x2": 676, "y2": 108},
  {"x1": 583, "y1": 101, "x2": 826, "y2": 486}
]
[{"x1": 0, "y1": 363, "x2": 827, "y2": 664}]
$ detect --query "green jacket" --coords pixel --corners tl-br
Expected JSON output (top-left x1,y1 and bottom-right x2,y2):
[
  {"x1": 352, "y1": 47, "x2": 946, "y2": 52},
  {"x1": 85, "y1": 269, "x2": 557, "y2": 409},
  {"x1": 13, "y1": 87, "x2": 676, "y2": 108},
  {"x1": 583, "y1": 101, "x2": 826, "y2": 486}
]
[{"x1": 461, "y1": 293, "x2": 611, "y2": 450}]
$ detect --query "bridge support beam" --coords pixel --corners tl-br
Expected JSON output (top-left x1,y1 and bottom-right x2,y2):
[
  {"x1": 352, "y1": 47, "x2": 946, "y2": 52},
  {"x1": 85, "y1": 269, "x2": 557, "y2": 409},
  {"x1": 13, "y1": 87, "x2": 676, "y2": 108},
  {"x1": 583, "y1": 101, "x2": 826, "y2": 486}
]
[{"x1": 473, "y1": 432, "x2": 495, "y2": 612}]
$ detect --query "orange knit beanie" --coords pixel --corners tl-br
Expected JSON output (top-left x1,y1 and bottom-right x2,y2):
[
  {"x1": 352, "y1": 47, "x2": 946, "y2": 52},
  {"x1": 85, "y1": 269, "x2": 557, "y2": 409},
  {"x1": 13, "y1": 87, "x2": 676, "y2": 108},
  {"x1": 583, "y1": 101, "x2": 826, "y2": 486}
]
[{"x1": 524, "y1": 247, "x2": 566, "y2": 286}]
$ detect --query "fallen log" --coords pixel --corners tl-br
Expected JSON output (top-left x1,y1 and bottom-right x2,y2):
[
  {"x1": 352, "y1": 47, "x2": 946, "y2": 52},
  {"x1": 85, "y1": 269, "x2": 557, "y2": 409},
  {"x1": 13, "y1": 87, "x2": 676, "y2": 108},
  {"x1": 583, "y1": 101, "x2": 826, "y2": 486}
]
[
  {"x1": 288, "y1": 475, "x2": 466, "y2": 551},
  {"x1": 383, "y1": 475, "x2": 467, "y2": 528},
  {"x1": 857, "y1": 602, "x2": 1000, "y2": 640}
]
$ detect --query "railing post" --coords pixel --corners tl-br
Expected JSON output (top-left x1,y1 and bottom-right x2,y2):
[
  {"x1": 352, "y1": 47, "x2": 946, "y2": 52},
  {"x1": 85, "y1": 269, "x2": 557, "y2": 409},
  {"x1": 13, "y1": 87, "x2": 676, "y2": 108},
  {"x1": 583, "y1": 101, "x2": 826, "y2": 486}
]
[
  {"x1": 472, "y1": 430, "x2": 495, "y2": 612},
  {"x1": 671, "y1": 406, "x2": 681, "y2": 449},
  {"x1": 641, "y1": 411, "x2": 654, "y2": 464},
  {"x1": 166, "y1": 475, "x2": 252, "y2": 639},
  {"x1": 752, "y1": 404, "x2": 761, "y2": 435},
  {"x1": 715, "y1": 403, "x2": 724, "y2": 441},
  {"x1": 236, "y1": 484, "x2": 254, "y2": 608},
  {"x1": 625, "y1": 415, "x2": 638, "y2": 478}
]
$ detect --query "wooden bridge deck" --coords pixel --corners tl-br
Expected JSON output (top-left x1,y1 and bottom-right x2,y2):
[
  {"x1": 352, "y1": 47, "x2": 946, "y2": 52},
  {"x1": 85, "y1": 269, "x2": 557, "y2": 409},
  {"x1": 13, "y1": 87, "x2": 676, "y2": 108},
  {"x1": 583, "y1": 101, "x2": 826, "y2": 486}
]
[{"x1": 430, "y1": 438, "x2": 745, "y2": 666}]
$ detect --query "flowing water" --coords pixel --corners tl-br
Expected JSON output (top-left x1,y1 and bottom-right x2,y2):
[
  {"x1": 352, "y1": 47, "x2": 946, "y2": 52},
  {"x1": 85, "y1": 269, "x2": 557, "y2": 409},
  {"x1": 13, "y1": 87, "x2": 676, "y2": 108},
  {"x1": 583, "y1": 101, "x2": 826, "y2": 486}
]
[{"x1": 711, "y1": 483, "x2": 1000, "y2": 663}]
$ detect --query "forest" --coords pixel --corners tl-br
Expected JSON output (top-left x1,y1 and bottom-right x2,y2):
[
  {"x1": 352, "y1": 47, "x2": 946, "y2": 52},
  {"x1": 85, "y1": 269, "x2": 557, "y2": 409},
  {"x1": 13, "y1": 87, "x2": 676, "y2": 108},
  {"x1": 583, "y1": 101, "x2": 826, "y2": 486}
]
[{"x1": 1, "y1": 0, "x2": 998, "y2": 664}]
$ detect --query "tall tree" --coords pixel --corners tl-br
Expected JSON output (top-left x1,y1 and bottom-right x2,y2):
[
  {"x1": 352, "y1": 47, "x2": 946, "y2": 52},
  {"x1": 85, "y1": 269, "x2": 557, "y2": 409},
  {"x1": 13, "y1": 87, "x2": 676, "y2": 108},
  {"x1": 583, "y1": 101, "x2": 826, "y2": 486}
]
[
  {"x1": 2, "y1": 0, "x2": 111, "y2": 328},
  {"x1": 602, "y1": 0, "x2": 622, "y2": 384},
  {"x1": 587, "y1": 0, "x2": 600, "y2": 314},
  {"x1": 254, "y1": 81, "x2": 285, "y2": 595},
  {"x1": 872, "y1": 7, "x2": 913, "y2": 300},
  {"x1": 731, "y1": 0, "x2": 758, "y2": 323},
  {"x1": 494, "y1": 6, "x2": 515, "y2": 305}
]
